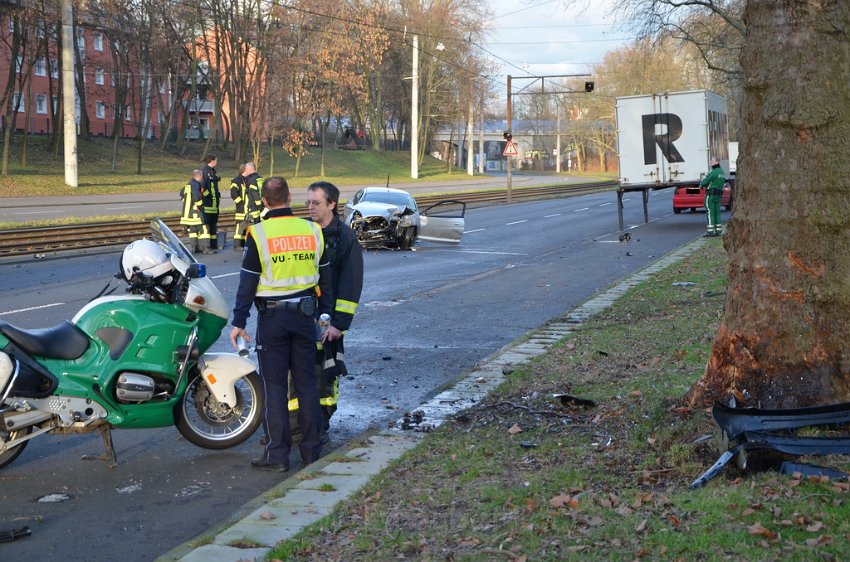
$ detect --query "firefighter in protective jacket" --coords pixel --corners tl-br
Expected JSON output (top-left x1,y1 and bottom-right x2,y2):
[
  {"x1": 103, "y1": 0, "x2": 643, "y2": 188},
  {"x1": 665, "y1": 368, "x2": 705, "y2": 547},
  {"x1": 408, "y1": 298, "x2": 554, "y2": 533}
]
[
  {"x1": 305, "y1": 181, "x2": 364, "y2": 440},
  {"x1": 200, "y1": 154, "x2": 221, "y2": 250},
  {"x1": 230, "y1": 164, "x2": 247, "y2": 249},
  {"x1": 179, "y1": 170, "x2": 210, "y2": 253}
]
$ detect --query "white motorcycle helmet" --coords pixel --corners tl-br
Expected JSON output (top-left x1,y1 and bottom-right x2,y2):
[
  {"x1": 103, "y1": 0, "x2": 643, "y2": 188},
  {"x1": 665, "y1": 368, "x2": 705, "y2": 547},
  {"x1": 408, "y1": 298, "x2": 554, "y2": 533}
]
[{"x1": 121, "y1": 239, "x2": 174, "y2": 281}]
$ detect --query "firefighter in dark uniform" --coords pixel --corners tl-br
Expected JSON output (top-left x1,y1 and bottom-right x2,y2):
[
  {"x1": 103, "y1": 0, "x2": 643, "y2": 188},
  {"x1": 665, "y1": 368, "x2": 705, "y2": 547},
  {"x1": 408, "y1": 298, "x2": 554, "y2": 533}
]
[
  {"x1": 179, "y1": 169, "x2": 210, "y2": 254},
  {"x1": 700, "y1": 156, "x2": 725, "y2": 237},
  {"x1": 230, "y1": 163, "x2": 248, "y2": 250},
  {"x1": 306, "y1": 181, "x2": 364, "y2": 442},
  {"x1": 229, "y1": 176, "x2": 332, "y2": 472},
  {"x1": 244, "y1": 161, "x2": 265, "y2": 225},
  {"x1": 200, "y1": 154, "x2": 221, "y2": 250}
]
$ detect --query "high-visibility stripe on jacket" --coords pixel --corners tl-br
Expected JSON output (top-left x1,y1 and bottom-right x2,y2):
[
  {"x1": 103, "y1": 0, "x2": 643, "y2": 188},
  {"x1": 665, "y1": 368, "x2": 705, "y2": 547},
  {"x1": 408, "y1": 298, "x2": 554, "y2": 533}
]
[
  {"x1": 201, "y1": 164, "x2": 220, "y2": 214},
  {"x1": 249, "y1": 216, "x2": 324, "y2": 298},
  {"x1": 179, "y1": 182, "x2": 203, "y2": 226},
  {"x1": 230, "y1": 176, "x2": 246, "y2": 221}
]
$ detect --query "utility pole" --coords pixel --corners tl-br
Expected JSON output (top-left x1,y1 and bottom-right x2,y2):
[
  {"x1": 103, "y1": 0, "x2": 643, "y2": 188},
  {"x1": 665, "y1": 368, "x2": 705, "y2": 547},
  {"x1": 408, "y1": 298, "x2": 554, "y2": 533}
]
[
  {"x1": 61, "y1": 0, "x2": 78, "y2": 187},
  {"x1": 466, "y1": 100, "x2": 473, "y2": 176},
  {"x1": 556, "y1": 104, "x2": 561, "y2": 173},
  {"x1": 410, "y1": 34, "x2": 419, "y2": 179},
  {"x1": 478, "y1": 104, "x2": 484, "y2": 174}
]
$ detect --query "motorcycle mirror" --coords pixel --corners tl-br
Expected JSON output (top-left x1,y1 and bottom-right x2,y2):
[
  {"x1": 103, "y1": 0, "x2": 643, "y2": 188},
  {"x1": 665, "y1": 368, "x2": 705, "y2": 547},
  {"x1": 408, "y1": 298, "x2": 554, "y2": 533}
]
[{"x1": 186, "y1": 263, "x2": 206, "y2": 279}]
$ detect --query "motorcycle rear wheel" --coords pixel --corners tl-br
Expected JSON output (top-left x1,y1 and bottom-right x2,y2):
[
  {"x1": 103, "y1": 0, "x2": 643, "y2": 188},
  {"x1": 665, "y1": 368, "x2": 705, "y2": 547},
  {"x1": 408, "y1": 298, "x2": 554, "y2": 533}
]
[
  {"x1": 176, "y1": 371, "x2": 263, "y2": 449},
  {"x1": 0, "y1": 426, "x2": 32, "y2": 469}
]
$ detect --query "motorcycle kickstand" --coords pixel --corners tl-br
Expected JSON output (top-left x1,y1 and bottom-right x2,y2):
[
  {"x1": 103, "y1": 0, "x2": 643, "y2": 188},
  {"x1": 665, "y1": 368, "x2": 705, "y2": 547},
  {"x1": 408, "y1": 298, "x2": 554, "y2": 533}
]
[{"x1": 80, "y1": 425, "x2": 118, "y2": 467}]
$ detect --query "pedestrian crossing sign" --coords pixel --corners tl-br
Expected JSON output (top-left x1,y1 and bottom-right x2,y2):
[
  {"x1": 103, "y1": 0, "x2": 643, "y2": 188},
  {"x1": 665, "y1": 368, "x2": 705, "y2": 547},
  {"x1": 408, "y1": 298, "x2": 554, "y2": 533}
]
[{"x1": 503, "y1": 140, "x2": 518, "y2": 157}]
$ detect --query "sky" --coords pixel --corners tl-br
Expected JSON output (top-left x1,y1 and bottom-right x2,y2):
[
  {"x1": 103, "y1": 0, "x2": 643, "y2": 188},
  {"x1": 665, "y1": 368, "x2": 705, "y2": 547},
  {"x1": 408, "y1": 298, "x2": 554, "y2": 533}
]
[{"x1": 481, "y1": 0, "x2": 633, "y2": 80}]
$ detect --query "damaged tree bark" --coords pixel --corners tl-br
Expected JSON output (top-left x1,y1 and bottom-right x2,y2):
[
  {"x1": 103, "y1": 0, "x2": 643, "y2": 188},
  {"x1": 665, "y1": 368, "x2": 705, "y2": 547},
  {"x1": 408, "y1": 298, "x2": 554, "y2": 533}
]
[{"x1": 687, "y1": 1, "x2": 850, "y2": 409}]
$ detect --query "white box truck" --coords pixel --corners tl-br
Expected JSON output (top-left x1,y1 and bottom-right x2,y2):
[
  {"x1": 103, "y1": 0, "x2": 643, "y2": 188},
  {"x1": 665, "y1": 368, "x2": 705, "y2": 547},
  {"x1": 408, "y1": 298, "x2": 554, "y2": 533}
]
[{"x1": 613, "y1": 90, "x2": 732, "y2": 226}]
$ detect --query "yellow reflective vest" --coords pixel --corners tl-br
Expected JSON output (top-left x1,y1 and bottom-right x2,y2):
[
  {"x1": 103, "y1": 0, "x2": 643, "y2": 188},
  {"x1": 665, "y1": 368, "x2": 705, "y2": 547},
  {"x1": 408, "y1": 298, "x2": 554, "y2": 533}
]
[{"x1": 249, "y1": 215, "x2": 324, "y2": 298}]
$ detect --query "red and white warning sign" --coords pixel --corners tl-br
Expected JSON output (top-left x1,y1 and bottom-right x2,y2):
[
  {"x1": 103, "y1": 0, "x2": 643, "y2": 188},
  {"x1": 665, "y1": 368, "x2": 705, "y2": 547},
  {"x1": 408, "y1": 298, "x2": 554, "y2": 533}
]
[{"x1": 503, "y1": 140, "x2": 518, "y2": 157}]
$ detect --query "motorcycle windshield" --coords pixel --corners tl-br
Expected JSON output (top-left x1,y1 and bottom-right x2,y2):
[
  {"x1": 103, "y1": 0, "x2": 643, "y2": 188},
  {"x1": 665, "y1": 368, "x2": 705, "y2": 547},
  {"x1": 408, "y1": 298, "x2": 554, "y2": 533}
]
[{"x1": 150, "y1": 218, "x2": 197, "y2": 264}]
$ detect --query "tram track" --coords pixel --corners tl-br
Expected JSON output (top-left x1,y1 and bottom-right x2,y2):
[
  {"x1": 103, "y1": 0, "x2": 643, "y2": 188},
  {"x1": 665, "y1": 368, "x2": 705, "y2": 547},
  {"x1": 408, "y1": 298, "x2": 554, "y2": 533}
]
[{"x1": 0, "y1": 181, "x2": 616, "y2": 258}]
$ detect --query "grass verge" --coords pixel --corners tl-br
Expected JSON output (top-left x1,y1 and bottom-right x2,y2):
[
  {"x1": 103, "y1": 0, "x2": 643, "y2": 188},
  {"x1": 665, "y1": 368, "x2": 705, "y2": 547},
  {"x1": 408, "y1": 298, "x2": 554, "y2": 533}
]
[
  {"x1": 0, "y1": 136, "x2": 613, "y2": 199},
  {"x1": 266, "y1": 238, "x2": 850, "y2": 561}
]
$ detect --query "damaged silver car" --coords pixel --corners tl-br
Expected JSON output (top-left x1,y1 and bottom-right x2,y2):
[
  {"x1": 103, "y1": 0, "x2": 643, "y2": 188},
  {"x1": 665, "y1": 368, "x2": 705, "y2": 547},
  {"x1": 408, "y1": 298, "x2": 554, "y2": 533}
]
[{"x1": 343, "y1": 187, "x2": 465, "y2": 249}]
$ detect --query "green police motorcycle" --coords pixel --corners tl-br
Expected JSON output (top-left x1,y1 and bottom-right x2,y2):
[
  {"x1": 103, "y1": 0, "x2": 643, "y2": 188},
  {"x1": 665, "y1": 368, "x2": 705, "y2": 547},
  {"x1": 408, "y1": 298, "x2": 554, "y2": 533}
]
[{"x1": 0, "y1": 219, "x2": 263, "y2": 469}]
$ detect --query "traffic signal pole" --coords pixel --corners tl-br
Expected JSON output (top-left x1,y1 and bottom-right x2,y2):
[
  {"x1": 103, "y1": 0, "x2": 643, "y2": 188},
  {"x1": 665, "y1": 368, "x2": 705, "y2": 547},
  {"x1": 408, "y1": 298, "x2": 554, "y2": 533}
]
[{"x1": 506, "y1": 75, "x2": 512, "y2": 203}]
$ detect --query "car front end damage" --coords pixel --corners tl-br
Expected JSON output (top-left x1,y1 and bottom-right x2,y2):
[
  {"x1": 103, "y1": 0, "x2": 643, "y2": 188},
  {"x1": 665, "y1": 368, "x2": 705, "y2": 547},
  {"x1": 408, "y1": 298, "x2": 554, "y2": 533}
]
[{"x1": 349, "y1": 206, "x2": 416, "y2": 248}]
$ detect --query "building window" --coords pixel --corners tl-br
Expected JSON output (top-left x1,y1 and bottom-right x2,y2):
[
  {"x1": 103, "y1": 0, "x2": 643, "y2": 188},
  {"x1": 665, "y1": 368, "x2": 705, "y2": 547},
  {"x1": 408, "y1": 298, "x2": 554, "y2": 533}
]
[
  {"x1": 50, "y1": 59, "x2": 58, "y2": 79},
  {"x1": 36, "y1": 94, "x2": 47, "y2": 114},
  {"x1": 93, "y1": 32, "x2": 103, "y2": 51},
  {"x1": 95, "y1": 67, "x2": 104, "y2": 85},
  {"x1": 35, "y1": 58, "x2": 46, "y2": 77},
  {"x1": 11, "y1": 92, "x2": 24, "y2": 111},
  {"x1": 125, "y1": 106, "x2": 132, "y2": 122},
  {"x1": 96, "y1": 101, "x2": 105, "y2": 119},
  {"x1": 52, "y1": 95, "x2": 59, "y2": 113},
  {"x1": 36, "y1": 19, "x2": 45, "y2": 39},
  {"x1": 15, "y1": 54, "x2": 22, "y2": 74}
]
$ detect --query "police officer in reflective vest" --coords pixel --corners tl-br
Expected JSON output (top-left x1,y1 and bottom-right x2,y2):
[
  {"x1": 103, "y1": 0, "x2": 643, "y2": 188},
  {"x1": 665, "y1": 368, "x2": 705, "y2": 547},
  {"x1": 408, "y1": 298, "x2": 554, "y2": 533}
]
[
  {"x1": 200, "y1": 154, "x2": 221, "y2": 250},
  {"x1": 179, "y1": 170, "x2": 210, "y2": 254},
  {"x1": 306, "y1": 181, "x2": 364, "y2": 441},
  {"x1": 229, "y1": 176, "x2": 332, "y2": 472},
  {"x1": 700, "y1": 156, "x2": 725, "y2": 237},
  {"x1": 230, "y1": 164, "x2": 248, "y2": 250}
]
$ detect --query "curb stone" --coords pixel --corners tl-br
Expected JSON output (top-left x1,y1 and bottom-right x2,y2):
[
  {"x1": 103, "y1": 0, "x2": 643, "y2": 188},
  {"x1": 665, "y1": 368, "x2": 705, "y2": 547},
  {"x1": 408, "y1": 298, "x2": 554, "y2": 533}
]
[{"x1": 158, "y1": 236, "x2": 708, "y2": 562}]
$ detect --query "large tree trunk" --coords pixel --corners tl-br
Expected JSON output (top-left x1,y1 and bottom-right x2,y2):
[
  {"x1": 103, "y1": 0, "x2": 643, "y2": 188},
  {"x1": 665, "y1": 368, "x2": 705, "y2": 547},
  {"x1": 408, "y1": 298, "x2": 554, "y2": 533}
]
[{"x1": 687, "y1": 0, "x2": 850, "y2": 409}]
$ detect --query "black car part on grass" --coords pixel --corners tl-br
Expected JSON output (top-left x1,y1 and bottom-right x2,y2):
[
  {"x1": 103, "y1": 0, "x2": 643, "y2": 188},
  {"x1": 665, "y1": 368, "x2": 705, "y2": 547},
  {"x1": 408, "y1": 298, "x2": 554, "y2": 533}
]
[
  {"x1": 690, "y1": 401, "x2": 850, "y2": 489},
  {"x1": 713, "y1": 400, "x2": 850, "y2": 441}
]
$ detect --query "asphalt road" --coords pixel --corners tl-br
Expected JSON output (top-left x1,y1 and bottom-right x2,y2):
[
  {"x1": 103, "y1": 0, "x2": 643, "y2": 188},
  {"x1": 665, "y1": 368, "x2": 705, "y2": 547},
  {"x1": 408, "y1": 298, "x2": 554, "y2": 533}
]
[{"x1": 0, "y1": 188, "x2": 722, "y2": 561}]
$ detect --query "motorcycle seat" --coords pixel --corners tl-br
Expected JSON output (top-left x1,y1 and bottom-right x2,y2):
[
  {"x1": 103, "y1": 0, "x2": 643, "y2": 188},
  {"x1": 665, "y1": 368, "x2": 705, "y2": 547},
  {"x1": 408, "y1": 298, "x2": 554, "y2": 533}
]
[{"x1": 0, "y1": 320, "x2": 90, "y2": 360}]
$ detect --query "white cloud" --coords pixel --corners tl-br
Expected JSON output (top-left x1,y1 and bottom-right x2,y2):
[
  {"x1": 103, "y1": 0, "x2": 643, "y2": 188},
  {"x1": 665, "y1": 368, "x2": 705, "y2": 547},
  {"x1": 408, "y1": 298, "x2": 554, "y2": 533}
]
[{"x1": 482, "y1": 0, "x2": 631, "y2": 77}]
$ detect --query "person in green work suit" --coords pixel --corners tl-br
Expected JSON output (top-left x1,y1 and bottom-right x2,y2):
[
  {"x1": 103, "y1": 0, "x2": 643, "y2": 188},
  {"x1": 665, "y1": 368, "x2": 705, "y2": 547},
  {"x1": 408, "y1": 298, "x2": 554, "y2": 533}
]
[{"x1": 700, "y1": 156, "x2": 725, "y2": 237}]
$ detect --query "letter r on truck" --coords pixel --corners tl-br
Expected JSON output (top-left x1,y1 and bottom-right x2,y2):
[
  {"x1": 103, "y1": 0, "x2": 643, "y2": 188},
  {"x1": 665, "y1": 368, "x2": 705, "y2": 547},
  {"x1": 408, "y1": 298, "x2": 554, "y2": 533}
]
[{"x1": 641, "y1": 113, "x2": 685, "y2": 164}]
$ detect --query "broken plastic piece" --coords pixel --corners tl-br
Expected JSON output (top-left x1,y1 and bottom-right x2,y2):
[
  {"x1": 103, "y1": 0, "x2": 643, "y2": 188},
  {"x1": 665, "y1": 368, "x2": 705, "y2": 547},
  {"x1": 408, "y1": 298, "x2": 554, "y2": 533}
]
[
  {"x1": 0, "y1": 526, "x2": 31, "y2": 543},
  {"x1": 553, "y1": 394, "x2": 596, "y2": 408}
]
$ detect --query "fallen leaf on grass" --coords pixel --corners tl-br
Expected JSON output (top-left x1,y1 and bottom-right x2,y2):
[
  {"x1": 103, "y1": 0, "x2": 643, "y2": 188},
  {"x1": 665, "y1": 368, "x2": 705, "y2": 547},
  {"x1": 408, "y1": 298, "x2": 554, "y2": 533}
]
[
  {"x1": 629, "y1": 390, "x2": 642, "y2": 398},
  {"x1": 805, "y1": 535, "x2": 833, "y2": 547},
  {"x1": 806, "y1": 521, "x2": 824, "y2": 533},
  {"x1": 508, "y1": 424, "x2": 523, "y2": 435},
  {"x1": 259, "y1": 511, "x2": 277, "y2": 521},
  {"x1": 748, "y1": 522, "x2": 777, "y2": 539},
  {"x1": 646, "y1": 435, "x2": 657, "y2": 446},
  {"x1": 549, "y1": 493, "x2": 579, "y2": 509},
  {"x1": 635, "y1": 519, "x2": 648, "y2": 533}
]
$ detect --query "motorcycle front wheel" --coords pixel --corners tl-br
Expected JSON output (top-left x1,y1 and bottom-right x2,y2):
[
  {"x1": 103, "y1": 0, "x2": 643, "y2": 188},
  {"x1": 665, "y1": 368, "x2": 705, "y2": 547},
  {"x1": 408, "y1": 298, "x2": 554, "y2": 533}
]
[
  {"x1": 176, "y1": 371, "x2": 263, "y2": 449},
  {"x1": 0, "y1": 426, "x2": 32, "y2": 469}
]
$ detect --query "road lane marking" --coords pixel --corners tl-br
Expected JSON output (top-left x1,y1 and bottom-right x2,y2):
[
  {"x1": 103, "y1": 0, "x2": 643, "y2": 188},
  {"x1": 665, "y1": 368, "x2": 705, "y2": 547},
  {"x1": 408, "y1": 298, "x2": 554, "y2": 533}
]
[
  {"x1": 505, "y1": 220, "x2": 527, "y2": 225},
  {"x1": 107, "y1": 205, "x2": 145, "y2": 210},
  {"x1": 573, "y1": 207, "x2": 590, "y2": 212},
  {"x1": 464, "y1": 228, "x2": 485, "y2": 234},
  {"x1": 14, "y1": 210, "x2": 63, "y2": 215},
  {"x1": 437, "y1": 249, "x2": 527, "y2": 256},
  {"x1": 0, "y1": 302, "x2": 65, "y2": 316},
  {"x1": 211, "y1": 272, "x2": 239, "y2": 279},
  {"x1": 598, "y1": 202, "x2": 612, "y2": 207},
  {"x1": 543, "y1": 213, "x2": 561, "y2": 218}
]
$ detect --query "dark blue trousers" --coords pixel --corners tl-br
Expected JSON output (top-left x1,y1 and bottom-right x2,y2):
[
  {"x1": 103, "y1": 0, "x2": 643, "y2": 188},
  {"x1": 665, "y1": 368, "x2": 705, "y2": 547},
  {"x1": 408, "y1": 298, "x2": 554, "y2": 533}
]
[{"x1": 256, "y1": 307, "x2": 323, "y2": 465}]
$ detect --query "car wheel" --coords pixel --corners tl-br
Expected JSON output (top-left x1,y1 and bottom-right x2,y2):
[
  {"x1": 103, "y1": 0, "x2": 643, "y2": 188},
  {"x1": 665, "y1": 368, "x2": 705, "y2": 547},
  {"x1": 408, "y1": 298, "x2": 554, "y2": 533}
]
[
  {"x1": 725, "y1": 197, "x2": 734, "y2": 211},
  {"x1": 673, "y1": 207, "x2": 682, "y2": 214},
  {"x1": 399, "y1": 227, "x2": 416, "y2": 250}
]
